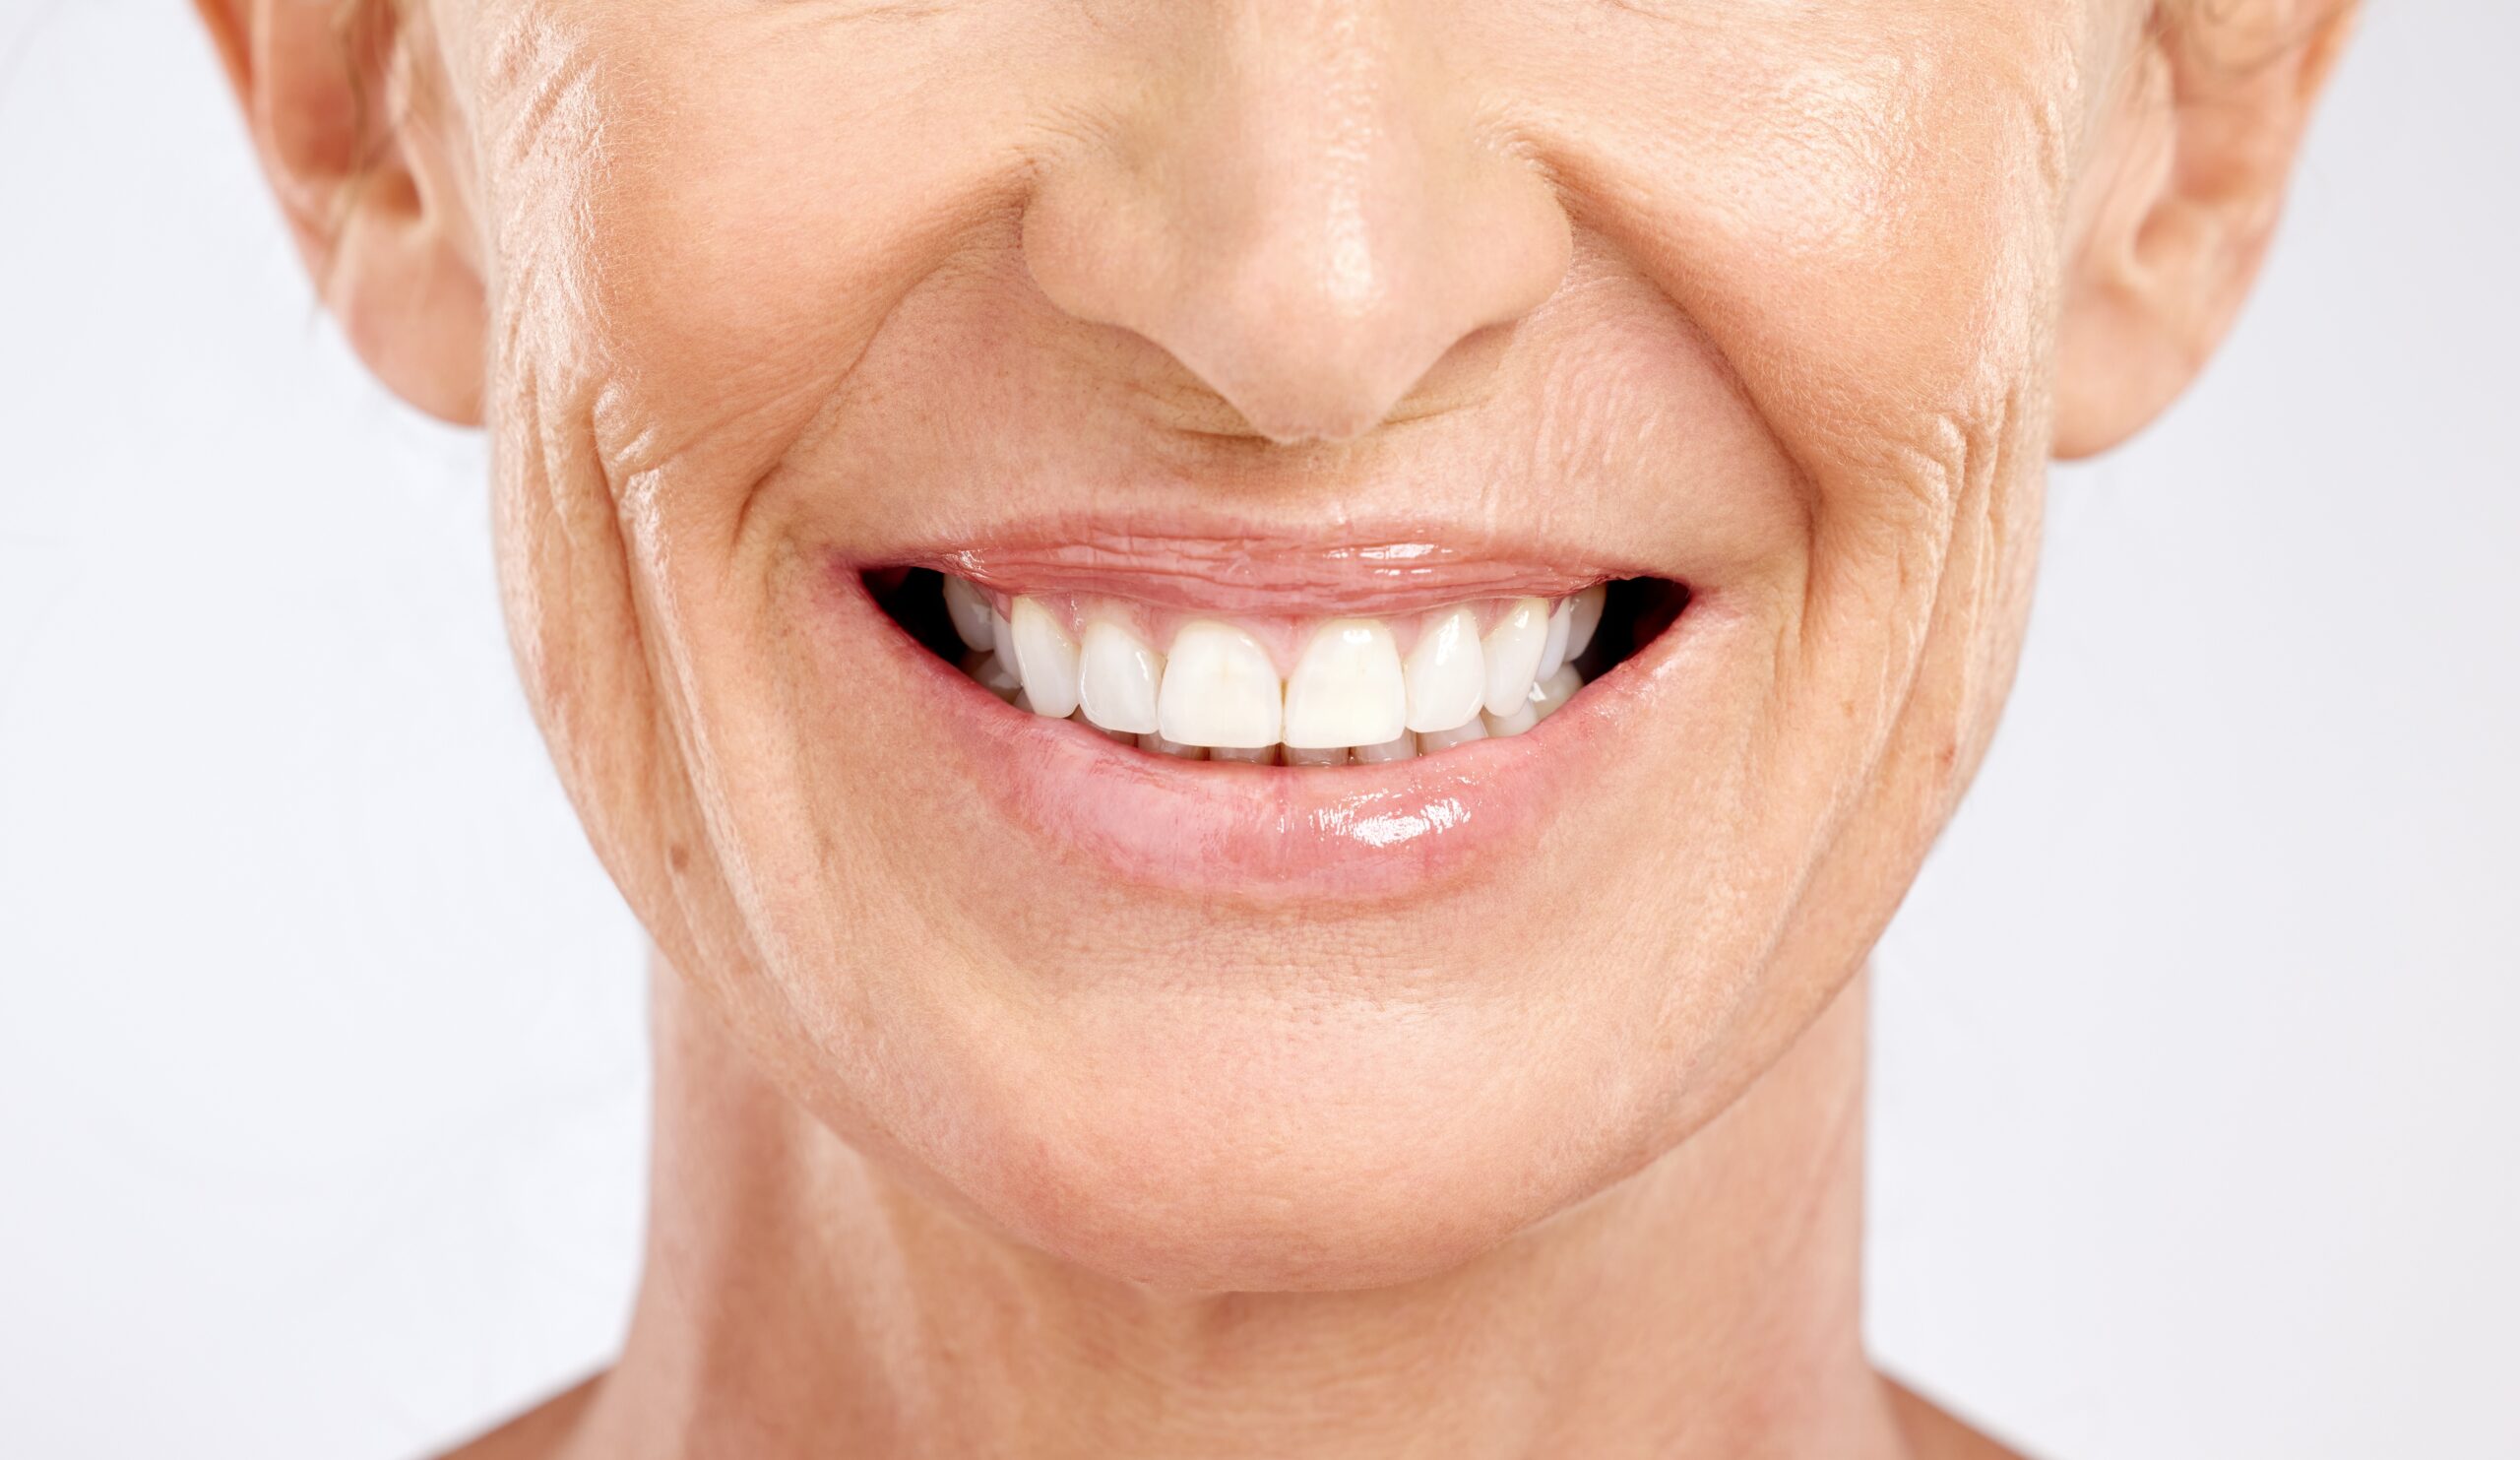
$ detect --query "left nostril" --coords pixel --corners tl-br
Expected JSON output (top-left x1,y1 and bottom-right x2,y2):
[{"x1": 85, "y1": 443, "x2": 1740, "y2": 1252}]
[{"x1": 1015, "y1": 31, "x2": 1572, "y2": 448}]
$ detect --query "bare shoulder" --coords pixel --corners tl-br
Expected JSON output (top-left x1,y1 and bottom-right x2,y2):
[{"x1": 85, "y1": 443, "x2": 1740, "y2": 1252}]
[
  {"x1": 432, "y1": 1372, "x2": 606, "y2": 1460},
  {"x1": 1884, "y1": 1376, "x2": 2032, "y2": 1460}
]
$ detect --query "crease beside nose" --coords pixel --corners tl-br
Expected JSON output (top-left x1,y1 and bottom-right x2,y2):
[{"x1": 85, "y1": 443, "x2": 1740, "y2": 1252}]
[{"x1": 1021, "y1": 54, "x2": 1571, "y2": 446}]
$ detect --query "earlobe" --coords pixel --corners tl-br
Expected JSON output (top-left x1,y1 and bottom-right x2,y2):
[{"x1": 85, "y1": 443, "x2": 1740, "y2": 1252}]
[
  {"x1": 2053, "y1": 1, "x2": 2359, "y2": 460},
  {"x1": 191, "y1": 0, "x2": 486, "y2": 425}
]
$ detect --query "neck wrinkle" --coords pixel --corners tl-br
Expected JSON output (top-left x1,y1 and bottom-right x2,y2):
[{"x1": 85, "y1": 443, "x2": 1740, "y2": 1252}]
[{"x1": 570, "y1": 958, "x2": 1903, "y2": 1460}]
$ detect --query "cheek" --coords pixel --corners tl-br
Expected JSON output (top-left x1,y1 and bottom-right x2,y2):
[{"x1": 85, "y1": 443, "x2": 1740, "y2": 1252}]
[{"x1": 542, "y1": 7, "x2": 1048, "y2": 504}]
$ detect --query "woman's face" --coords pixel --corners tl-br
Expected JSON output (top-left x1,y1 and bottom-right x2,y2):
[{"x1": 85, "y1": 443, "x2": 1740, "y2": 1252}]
[{"x1": 363, "y1": 0, "x2": 2221, "y2": 1285}]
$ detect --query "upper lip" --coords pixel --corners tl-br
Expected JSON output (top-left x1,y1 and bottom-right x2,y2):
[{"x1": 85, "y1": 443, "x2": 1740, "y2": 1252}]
[{"x1": 873, "y1": 515, "x2": 1667, "y2": 616}]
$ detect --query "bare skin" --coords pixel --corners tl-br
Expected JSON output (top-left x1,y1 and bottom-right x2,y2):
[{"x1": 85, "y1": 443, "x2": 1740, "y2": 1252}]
[
  {"x1": 451, "y1": 966, "x2": 1969, "y2": 1460},
  {"x1": 187, "y1": 1, "x2": 2356, "y2": 1456}
]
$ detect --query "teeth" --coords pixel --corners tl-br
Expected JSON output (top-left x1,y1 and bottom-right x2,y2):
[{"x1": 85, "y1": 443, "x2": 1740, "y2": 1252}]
[
  {"x1": 1007, "y1": 598, "x2": 1082, "y2": 719},
  {"x1": 1481, "y1": 598, "x2": 1548, "y2": 717},
  {"x1": 1565, "y1": 583, "x2": 1606, "y2": 666},
  {"x1": 943, "y1": 576, "x2": 996, "y2": 653},
  {"x1": 1158, "y1": 621, "x2": 1284, "y2": 749},
  {"x1": 1535, "y1": 599, "x2": 1574, "y2": 680},
  {"x1": 1071, "y1": 710, "x2": 1136, "y2": 743},
  {"x1": 1418, "y1": 716, "x2": 1489, "y2": 751},
  {"x1": 1403, "y1": 605, "x2": 1486, "y2": 735},
  {"x1": 1078, "y1": 619, "x2": 1164, "y2": 734},
  {"x1": 943, "y1": 576, "x2": 1606, "y2": 761},
  {"x1": 1484, "y1": 699, "x2": 1541, "y2": 737},
  {"x1": 1283, "y1": 619, "x2": 1407, "y2": 749},
  {"x1": 1532, "y1": 665, "x2": 1582, "y2": 721},
  {"x1": 1353, "y1": 732, "x2": 1419, "y2": 763}
]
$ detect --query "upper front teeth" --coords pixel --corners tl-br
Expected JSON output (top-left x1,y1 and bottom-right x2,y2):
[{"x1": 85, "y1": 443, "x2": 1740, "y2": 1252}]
[
  {"x1": 1006, "y1": 598, "x2": 1083, "y2": 719},
  {"x1": 1158, "y1": 621, "x2": 1283, "y2": 749},
  {"x1": 1480, "y1": 599, "x2": 1550, "y2": 717},
  {"x1": 1283, "y1": 619, "x2": 1407, "y2": 748},
  {"x1": 947, "y1": 579, "x2": 1606, "y2": 761},
  {"x1": 1403, "y1": 605, "x2": 1484, "y2": 733},
  {"x1": 1077, "y1": 618, "x2": 1164, "y2": 734}
]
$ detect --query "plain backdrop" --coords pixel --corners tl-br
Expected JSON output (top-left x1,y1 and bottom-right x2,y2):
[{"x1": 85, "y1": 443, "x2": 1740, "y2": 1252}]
[{"x1": 3, "y1": 3, "x2": 2513, "y2": 1457}]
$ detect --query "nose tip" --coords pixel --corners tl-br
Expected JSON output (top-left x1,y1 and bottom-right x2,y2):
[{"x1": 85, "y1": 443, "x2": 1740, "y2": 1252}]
[{"x1": 1020, "y1": 23, "x2": 1570, "y2": 446}]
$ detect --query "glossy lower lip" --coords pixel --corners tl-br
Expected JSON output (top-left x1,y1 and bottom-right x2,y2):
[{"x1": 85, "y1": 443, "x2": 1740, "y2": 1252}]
[{"x1": 831, "y1": 566, "x2": 1714, "y2": 906}]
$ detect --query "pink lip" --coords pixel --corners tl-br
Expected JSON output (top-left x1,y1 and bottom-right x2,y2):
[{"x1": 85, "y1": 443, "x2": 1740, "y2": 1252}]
[
  {"x1": 912, "y1": 523, "x2": 1637, "y2": 616},
  {"x1": 827, "y1": 560, "x2": 1703, "y2": 906}
]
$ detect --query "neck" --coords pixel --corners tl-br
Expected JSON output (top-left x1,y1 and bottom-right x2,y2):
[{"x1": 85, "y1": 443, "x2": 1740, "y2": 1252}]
[{"x1": 567, "y1": 961, "x2": 1907, "y2": 1460}]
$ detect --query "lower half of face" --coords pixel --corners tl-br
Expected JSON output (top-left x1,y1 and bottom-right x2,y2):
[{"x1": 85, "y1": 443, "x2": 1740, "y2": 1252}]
[{"x1": 471, "y1": 0, "x2": 2080, "y2": 1287}]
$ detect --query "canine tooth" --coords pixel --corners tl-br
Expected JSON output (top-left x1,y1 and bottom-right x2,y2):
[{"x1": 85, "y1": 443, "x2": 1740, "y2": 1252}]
[
  {"x1": 1532, "y1": 666, "x2": 1583, "y2": 720},
  {"x1": 1078, "y1": 619, "x2": 1164, "y2": 734},
  {"x1": 943, "y1": 576, "x2": 995, "y2": 653},
  {"x1": 1283, "y1": 619, "x2": 1406, "y2": 749},
  {"x1": 1481, "y1": 598, "x2": 1548, "y2": 717},
  {"x1": 1485, "y1": 700, "x2": 1541, "y2": 737},
  {"x1": 1404, "y1": 605, "x2": 1485, "y2": 734},
  {"x1": 1353, "y1": 732, "x2": 1419, "y2": 763},
  {"x1": 1285, "y1": 744, "x2": 1349, "y2": 767},
  {"x1": 1211, "y1": 744, "x2": 1277, "y2": 764},
  {"x1": 1007, "y1": 598, "x2": 1082, "y2": 718},
  {"x1": 1565, "y1": 583, "x2": 1606, "y2": 665},
  {"x1": 1536, "y1": 599, "x2": 1574, "y2": 679},
  {"x1": 961, "y1": 650, "x2": 1022, "y2": 702},
  {"x1": 1418, "y1": 717, "x2": 1489, "y2": 752},
  {"x1": 1158, "y1": 621, "x2": 1283, "y2": 749},
  {"x1": 1139, "y1": 732, "x2": 1207, "y2": 759}
]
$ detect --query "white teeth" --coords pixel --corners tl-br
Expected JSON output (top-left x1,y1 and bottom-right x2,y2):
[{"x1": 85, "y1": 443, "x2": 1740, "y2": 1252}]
[
  {"x1": 1404, "y1": 605, "x2": 1486, "y2": 734},
  {"x1": 952, "y1": 578, "x2": 1607, "y2": 760},
  {"x1": 1283, "y1": 619, "x2": 1407, "y2": 749},
  {"x1": 1565, "y1": 583, "x2": 1606, "y2": 666},
  {"x1": 1481, "y1": 598, "x2": 1548, "y2": 717},
  {"x1": 1158, "y1": 621, "x2": 1283, "y2": 749},
  {"x1": 943, "y1": 576, "x2": 996, "y2": 653},
  {"x1": 1484, "y1": 699, "x2": 1541, "y2": 737},
  {"x1": 1532, "y1": 665, "x2": 1582, "y2": 721},
  {"x1": 1535, "y1": 598, "x2": 1574, "y2": 680},
  {"x1": 1071, "y1": 710, "x2": 1135, "y2": 743},
  {"x1": 1007, "y1": 598, "x2": 1082, "y2": 719},
  {"x1": 1352, "y1": 732, "x2": 1419, "y2": 763},
  {"x1": 1418, "y1": 716, "x2": 1489, "y2": 751},
  {"x1": 1078, "y1": 619, "x2": 1164, "y2": 734}
]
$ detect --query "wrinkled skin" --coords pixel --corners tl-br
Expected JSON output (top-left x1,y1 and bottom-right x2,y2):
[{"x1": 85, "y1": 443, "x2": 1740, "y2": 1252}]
[{"x1": 197, "y1": 0, "x2": 2353, "y2": 1454}]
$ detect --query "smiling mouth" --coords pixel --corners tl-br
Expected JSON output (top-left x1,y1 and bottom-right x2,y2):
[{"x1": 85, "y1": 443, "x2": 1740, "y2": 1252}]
[{"x1": 866, "y1": 569, "x2": 1688, "y2": 766}]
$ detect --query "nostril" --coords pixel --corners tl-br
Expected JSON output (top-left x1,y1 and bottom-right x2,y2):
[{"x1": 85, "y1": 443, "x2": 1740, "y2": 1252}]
[{"x1": 1016, "y1": 37, "x2": 1572, "y2": 447}]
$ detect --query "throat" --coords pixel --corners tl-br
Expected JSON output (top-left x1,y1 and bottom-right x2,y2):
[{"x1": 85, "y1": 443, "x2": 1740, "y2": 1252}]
[{"x1": 561, "y1": 959, "x2": 1901, "y2": 1460}]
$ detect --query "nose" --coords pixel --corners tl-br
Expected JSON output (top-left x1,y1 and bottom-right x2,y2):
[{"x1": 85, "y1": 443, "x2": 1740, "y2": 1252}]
[{"x1": 1020, "y1": 3, "x2": 1571, "y2": 446}]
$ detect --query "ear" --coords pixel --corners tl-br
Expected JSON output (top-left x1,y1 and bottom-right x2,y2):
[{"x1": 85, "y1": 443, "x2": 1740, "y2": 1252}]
[
  {"x1": 2053, "y1": 1, "x2": 2359, "y2": 459},
  {"x1": 193, "y1": 0, "x2": 485, "y2": 425}
]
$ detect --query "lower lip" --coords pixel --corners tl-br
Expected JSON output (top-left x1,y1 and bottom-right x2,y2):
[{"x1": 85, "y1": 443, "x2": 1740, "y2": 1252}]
[{"x1": 832, "y1": 574, "x2": 1701, "y2": 906}]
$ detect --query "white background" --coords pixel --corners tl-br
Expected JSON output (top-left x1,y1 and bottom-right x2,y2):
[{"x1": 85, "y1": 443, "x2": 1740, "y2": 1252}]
[{"x1": 2, "y1": 3, "x2": 2513, "y2": 1457}]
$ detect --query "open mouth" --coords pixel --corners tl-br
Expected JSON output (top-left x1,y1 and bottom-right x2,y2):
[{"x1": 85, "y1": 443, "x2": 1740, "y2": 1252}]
[{"x1": 866, "y1": 569, "x2": 1688, "y2": 766}]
